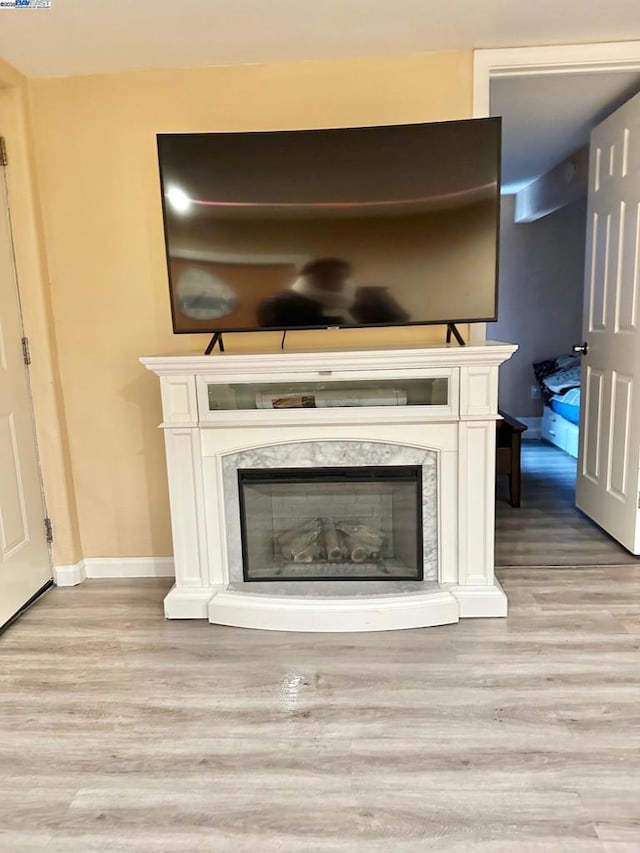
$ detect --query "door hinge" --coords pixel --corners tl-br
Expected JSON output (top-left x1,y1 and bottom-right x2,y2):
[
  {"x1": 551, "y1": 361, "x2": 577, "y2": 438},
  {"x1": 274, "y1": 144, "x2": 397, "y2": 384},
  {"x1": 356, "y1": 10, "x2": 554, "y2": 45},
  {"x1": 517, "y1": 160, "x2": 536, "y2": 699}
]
[
  {"x1": 44, "y1": 517, "x2": 53, "y2": 545},
  {"x1": 0, "y1": 137, "x2": 6, "y2": 167},
  {"x1": 21, "y1": 336, "x2": 31, "y2": 366}
]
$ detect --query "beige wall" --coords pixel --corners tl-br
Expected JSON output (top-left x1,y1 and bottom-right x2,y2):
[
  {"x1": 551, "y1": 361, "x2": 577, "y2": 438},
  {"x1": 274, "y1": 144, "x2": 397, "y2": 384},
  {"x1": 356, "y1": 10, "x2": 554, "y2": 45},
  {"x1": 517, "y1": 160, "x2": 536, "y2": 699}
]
[{"x1": 24, "y1": 50, "x2": 473, "y2": 560}]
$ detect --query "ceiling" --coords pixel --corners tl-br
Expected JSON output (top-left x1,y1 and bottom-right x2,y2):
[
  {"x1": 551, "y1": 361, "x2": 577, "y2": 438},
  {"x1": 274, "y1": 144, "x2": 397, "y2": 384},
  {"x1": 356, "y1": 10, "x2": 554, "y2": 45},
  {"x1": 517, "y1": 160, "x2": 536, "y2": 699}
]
[
  {"x1": 493, "y1": 72, "x2": 640, "y2": 192},
  {"x1": 1, "y1": 0, "x2": 640, "y2": 78}
]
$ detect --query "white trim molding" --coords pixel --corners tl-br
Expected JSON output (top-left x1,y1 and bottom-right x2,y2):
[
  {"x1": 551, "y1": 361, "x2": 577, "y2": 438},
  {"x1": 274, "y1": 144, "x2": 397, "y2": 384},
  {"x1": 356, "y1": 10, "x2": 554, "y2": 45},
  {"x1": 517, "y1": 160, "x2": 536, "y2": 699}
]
[
  {"x1": 54, "y1": 557, "x2": 175, "y2": 587},
  {"x1": 53, "y1": 563, "x2": 87, "y2": 587},
  {"x1": 474, "y1": 41, "x2": 640, "y2": 119}
]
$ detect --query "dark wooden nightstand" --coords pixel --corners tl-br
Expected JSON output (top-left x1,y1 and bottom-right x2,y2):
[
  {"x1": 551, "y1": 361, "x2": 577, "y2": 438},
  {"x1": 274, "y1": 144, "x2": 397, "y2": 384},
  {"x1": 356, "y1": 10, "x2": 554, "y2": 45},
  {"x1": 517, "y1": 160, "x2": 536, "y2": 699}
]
[{"x1": 496, "y1": 410, "x2": 528, "y2": 507}]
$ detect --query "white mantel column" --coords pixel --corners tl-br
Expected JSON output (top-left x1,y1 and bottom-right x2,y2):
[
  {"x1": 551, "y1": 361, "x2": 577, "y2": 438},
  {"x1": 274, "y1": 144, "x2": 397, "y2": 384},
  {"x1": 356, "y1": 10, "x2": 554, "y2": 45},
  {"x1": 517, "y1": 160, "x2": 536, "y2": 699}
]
[{"x1": 447, "y1": 361, "x2": 506, "y2": 616}]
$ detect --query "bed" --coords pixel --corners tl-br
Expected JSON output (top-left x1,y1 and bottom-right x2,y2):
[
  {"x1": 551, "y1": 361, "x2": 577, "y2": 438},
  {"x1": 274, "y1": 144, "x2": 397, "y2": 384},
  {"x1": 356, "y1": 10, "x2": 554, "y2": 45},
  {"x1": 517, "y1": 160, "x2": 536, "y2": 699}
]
[{"x1": 534, "y1": 356, "x2": 581, "y2": 458}]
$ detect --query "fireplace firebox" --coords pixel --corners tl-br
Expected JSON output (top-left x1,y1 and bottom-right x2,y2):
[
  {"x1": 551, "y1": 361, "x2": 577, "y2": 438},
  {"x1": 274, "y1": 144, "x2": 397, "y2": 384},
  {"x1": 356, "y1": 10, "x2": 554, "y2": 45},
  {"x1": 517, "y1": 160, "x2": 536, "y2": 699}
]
[{"x1": 238, "y1": 466, "x2": 423, "y2": 582}]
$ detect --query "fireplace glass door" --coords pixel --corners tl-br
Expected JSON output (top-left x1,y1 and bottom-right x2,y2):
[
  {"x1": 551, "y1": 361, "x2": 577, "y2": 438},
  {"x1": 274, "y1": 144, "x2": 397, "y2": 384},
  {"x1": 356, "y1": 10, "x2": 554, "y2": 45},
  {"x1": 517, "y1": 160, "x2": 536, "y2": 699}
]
[{"x1": 238, "y1": 466, "x2": 423, "y2": 581}]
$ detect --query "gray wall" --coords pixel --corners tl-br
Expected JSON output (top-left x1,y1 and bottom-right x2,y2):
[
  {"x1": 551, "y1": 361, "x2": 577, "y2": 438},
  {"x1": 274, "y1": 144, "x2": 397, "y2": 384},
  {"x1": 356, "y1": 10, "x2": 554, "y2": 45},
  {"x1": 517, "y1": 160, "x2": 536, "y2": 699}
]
[{"x1": 488, "y1": 194, "x2": 587, "y2": 418}]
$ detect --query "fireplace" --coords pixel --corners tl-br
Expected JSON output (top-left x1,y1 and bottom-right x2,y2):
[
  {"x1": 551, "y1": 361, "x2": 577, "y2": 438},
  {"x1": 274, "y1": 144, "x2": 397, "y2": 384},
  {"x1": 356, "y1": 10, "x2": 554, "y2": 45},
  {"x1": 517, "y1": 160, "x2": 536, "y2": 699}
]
[
  {"x1": 142, "y1": 341, "x2": 516, "y2": 629},
  {"x1": 238, "y1": 466, "x2": 423, "y2": 582}
]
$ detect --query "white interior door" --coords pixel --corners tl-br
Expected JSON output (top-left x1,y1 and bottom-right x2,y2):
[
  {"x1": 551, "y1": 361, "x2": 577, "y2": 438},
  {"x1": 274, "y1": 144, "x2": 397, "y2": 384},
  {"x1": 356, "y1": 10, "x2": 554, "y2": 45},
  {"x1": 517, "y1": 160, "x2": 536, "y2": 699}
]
[
  {"x1": 0, "y1": 159, "x2": 51, "y2": 627},
  {"x1": 576, "y1": 91, "x2": 640, "y2": 554}
]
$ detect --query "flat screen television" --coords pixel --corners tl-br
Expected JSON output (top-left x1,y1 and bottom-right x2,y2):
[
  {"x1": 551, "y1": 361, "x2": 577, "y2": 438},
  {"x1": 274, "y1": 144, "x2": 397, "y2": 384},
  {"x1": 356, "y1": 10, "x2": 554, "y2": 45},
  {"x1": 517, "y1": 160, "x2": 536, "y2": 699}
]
[{"x1": 157, "y1": 117, "x2": 501, "y2": 335}]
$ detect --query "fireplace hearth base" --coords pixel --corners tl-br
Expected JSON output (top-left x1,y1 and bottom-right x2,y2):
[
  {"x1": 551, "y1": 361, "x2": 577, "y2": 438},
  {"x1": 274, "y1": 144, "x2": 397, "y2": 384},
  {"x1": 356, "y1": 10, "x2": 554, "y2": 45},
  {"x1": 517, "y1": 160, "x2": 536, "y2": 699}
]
[{"x1": 209, "y1": 582, "x2": 459, "y2": 632}]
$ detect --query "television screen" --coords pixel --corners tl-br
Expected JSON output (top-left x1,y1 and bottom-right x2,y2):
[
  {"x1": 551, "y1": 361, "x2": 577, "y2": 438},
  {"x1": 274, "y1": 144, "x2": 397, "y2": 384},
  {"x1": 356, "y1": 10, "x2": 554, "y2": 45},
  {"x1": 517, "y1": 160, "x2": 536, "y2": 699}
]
[{"x1": 157, "y1": 118, "x2": 501, "y2": 334}]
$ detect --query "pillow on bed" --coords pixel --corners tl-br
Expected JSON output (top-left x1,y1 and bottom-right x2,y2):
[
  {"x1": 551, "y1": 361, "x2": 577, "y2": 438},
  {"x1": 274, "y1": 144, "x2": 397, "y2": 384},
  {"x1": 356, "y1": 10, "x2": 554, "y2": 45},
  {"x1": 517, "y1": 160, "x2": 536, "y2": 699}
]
[
  {"x1": 542, "y1": 365, "x2": 581, "y2": 395},
  {"x1": 533, "y1": 355, "x2": 581, "y2": 404},
  {"x1": 554, "y1": 354, "x2": 580, "y2": 371}
]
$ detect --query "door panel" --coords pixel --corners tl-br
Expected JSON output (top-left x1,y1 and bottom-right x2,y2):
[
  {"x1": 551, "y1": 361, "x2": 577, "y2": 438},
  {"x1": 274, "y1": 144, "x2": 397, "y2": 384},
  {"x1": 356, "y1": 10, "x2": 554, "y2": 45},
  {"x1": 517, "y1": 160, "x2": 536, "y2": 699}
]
[
  {"x1": 0, "y1": 412, "x2": 29, "y2": 557},
  {"x1": 614, "y1": 201, "x2": 639, "y2": 332},
  {"x1": 624, "y1": 119, "x2": 640, "y2": 176},
  {"x1": 588, "y1": 211, "x2": 609, "y2": 330},
  {"x1": 606, "y1": 371, "x2": 632, "y2": 500},
  {"x1": 577, "y1": 92, "x2": 640, "y2": 554},
  {"x1": 0, "y1": 162, "x2": 51, "y2": 626},
  {"x1": 582, "y1": 366, "x2": 603, "y2": 483}
]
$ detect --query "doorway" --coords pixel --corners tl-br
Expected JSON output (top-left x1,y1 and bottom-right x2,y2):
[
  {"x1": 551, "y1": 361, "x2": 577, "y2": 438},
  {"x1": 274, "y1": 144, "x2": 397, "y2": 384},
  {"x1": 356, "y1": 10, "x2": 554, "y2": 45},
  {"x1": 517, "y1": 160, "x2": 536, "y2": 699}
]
[{"x1": 475, "y1": 44, "x2": 640, "y2": 565}]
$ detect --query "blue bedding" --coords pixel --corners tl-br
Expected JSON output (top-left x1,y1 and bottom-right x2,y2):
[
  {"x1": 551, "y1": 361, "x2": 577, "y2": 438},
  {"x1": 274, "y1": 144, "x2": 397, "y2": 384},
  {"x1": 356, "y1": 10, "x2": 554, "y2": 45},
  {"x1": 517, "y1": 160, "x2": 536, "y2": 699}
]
[{"x1": 550, "y1": 388, "x2": 580, "y2": 425}]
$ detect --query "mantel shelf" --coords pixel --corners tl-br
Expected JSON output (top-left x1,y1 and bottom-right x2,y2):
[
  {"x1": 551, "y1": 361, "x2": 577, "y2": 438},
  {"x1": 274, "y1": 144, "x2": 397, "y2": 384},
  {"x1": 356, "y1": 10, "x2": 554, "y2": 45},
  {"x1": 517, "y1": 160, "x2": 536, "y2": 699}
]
[{"x1": 141, "y1": 341, "x2": 517, "y2": 377}]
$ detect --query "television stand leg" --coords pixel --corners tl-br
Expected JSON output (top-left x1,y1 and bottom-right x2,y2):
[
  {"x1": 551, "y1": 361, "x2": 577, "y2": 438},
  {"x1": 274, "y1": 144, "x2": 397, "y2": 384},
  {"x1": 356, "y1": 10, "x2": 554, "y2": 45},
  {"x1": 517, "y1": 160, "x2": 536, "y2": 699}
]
[
  {"x1": 204, "y1": 332, "x2": 225, "y2": 355},
  {"x1": 446, "y1": 323, "x2": 466, "y2": 346}
]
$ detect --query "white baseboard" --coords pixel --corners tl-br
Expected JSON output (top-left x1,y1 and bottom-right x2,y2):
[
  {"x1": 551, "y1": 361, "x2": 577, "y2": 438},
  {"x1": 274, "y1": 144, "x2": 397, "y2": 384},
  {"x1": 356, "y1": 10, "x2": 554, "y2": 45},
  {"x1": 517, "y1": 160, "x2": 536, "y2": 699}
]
[
  {"x1": 54, "y1": 557, "x2": 175, "y2": 587},
  {"x1": 517, "y1": 416, "x2": 542, "y2": 440},
  {"x1": 53, "y1": 563, "x2": 87, "y2": 587},
  {"x1": 84, "y1": 557, "x2": 175, "y2": 579}
]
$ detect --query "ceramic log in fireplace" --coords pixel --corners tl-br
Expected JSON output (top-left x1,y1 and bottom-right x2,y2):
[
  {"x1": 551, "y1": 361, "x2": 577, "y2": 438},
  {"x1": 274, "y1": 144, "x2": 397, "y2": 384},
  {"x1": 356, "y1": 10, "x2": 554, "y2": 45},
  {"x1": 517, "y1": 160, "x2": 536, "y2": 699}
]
[{"x1": 141, "y1": 341, "x2": 516, "y2": 632}]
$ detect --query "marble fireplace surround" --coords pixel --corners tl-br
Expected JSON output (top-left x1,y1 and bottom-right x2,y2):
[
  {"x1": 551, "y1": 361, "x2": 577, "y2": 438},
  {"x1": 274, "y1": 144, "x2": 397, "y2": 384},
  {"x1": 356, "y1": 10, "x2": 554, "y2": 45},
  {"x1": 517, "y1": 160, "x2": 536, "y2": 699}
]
[
  {"x1": 222, "y1": 440, "x2": 438, "y2": 584},
  {"x1": 142, "y1": 342, "x2": 517, "y2": 631}
]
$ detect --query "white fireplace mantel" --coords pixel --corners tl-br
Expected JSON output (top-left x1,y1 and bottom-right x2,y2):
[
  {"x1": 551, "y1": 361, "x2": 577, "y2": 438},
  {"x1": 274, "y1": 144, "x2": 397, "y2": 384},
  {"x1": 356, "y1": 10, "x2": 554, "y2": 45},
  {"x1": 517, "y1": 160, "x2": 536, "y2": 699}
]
[{"x1": 141, "y1": 341, "x2": 517, "y2": 631}]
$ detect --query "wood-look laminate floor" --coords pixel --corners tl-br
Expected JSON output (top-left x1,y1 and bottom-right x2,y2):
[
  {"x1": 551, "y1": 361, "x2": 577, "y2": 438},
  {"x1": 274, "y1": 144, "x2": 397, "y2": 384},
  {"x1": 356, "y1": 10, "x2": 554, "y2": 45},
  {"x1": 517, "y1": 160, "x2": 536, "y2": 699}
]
[
  {"x1": 496, "y1": 440, "x2": 640, "y2": 567},
  {"x1": 2, "y1": 574, "x2": 640, "y2": 852}
]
